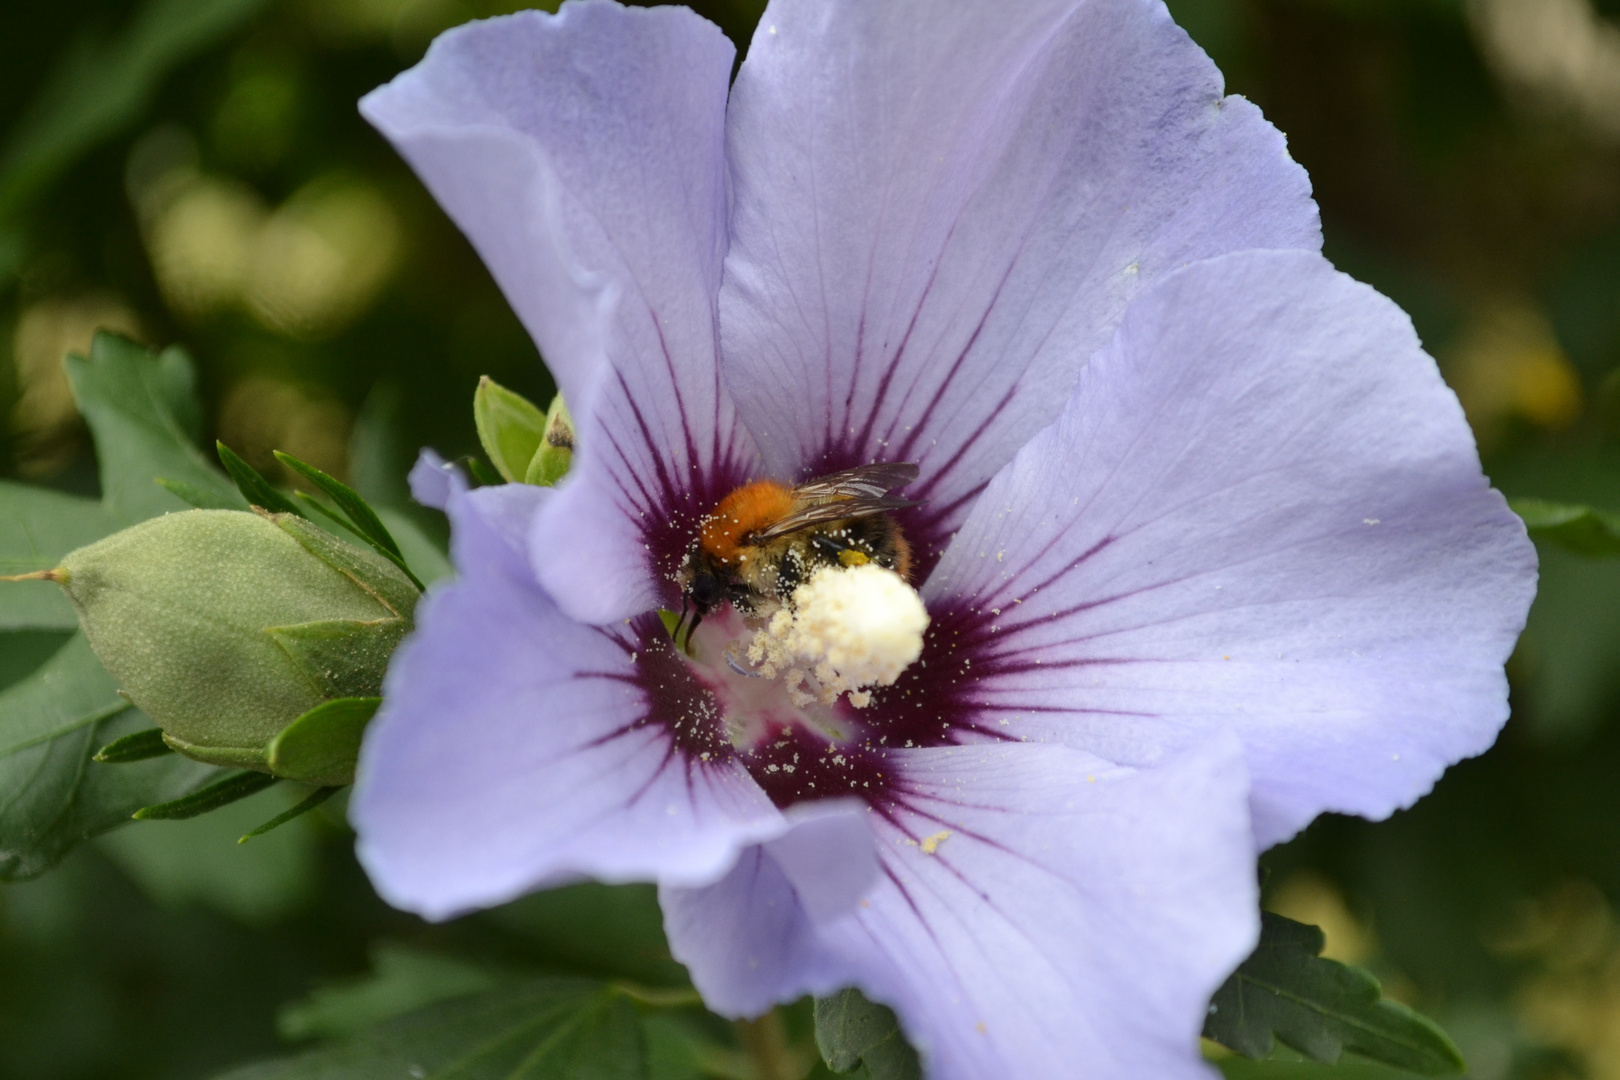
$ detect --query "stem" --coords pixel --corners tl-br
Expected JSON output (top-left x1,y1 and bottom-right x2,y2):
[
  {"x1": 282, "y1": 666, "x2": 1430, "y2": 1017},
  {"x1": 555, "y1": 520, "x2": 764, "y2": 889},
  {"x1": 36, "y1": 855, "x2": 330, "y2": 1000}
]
[
  {"x1": 735, "y1": 1009, "x2": 795, "y2": 1080},
  {"x1": 0, "y1": 569, "x2": 61, "y2": 582}
]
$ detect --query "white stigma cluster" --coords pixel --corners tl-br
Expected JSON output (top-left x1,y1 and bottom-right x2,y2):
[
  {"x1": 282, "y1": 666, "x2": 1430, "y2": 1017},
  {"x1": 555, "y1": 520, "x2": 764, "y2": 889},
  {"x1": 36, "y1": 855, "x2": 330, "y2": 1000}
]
[{"x1": 746, "y1": 563, "x2": 929, "y2": 708}]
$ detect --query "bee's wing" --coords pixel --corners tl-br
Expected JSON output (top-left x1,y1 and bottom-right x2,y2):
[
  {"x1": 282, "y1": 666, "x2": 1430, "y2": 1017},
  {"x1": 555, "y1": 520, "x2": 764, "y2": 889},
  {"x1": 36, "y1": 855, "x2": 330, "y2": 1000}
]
[
  {"x1": 748, "y1": 463, "x2": 921, "y2": 542},
  {"x1": 750, "y1": 494, "x2": 916, "y2": 541},
  {"x1": 788, "y1": 462, "x2": 920, "y2": 501}
]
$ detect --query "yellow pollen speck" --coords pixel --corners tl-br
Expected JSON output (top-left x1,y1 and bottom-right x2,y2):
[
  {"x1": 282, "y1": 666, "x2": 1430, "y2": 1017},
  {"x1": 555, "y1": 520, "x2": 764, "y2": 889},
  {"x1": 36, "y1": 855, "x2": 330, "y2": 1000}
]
[
  {"x1": 976, "y1": 1021, "x2": 987, "y2": 1034},
  {"x1": 1086, "y1": 775, "x2": 1095, "y2": 783},
  {"x1": 838, "y1": 549, "x2": 870, "y2": 567},
  {"x1": 920, "y1": 830, "x2": 952, "y2": 854}
]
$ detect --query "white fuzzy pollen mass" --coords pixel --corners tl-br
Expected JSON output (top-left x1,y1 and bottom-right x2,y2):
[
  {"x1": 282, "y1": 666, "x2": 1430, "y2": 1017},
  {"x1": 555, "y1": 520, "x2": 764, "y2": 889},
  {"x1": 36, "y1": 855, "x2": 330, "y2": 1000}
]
[{"x1": 746, "y1": 564, "x2": 929, "y2": 708}]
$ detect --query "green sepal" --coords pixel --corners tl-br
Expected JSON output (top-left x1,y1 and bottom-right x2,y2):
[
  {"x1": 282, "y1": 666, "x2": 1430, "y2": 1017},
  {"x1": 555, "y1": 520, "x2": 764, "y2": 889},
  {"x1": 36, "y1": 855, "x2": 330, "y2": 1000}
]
[
  {"x1": 238, "y1": 784, "x2": 340, "y2": 843},
  {"x1": 215, "y1": 441, "x2": 304, "y2": 516},
  {"x1": 1203, "y1": 912, "x2": 1465, "y2": 1075},
  {"x1": 133, "y1": 770, "x2": 278, "y2": 820},
  {"x1": 292, "y1": 489, "x2": 367, "y2": 542},
  {"x1": 155, "y1": 476, "x2": 244, "y2": 511},
  {"x1": 159, "y1": 732, "x2": 269, "y2": 770},
  {"x1": 271, "y1": 512, "x2": 420, "y2": 616},
  {"x1": 474, "y1": 375, "x2": 549, "y2": 483},
  {"x1": 524, "y1": 392, "x2": 575, "y2": 486},
  {"x1": 1511, "y1": 497, "x2": 1620, "y2": 557},
  {"x1": 814, "y1": 988, "x2": 922, "y2": 1079},
  {"x1": 272, "y1": 451, "x2": 421, "y2": 590},
  {"x1": 266, "y1": 696, "x2": 380, "y2": 785},
  {"x1": 94, "y1": 727, "x2": 174, "y2": 763},
  {"x1": 267, "y1": 619, "x2": 406, "y2": 702}
]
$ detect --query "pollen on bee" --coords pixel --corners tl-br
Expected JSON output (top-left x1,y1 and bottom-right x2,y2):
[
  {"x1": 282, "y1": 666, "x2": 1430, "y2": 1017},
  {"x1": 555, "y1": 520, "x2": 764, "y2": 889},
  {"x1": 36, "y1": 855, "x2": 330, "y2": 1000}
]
[{"x1": 742, "y1": 563, "x2": 928, "y2": 708}]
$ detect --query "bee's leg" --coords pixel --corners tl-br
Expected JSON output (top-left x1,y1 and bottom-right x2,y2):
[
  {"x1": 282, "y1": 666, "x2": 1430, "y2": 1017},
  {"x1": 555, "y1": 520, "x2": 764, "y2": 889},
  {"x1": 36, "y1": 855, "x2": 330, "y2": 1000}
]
[{"x1": 674, "y1": 599, "x2": 688, "y2": 634}]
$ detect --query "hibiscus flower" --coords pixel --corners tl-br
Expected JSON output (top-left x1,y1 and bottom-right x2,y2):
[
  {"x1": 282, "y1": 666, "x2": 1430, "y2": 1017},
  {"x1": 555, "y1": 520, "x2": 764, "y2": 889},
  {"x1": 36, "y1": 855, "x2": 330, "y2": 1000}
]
[{"x1": 351, "y1": 1, "x2": 1537, "y2": 1077}]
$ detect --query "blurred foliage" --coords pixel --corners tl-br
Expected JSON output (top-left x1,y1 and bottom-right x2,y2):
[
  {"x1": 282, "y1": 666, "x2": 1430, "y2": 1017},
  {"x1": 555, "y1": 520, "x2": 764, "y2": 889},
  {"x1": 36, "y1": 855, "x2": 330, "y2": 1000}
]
[{"x1": 6, "y1": 0, "x2": 1620, "y2": 1077}]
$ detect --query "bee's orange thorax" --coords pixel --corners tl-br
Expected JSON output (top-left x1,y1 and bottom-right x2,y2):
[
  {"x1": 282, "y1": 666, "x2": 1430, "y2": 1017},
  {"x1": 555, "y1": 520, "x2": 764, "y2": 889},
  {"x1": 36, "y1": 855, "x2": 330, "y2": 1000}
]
[{"x1": 699, "y1": 481, "x2": 797, "y2": 565}]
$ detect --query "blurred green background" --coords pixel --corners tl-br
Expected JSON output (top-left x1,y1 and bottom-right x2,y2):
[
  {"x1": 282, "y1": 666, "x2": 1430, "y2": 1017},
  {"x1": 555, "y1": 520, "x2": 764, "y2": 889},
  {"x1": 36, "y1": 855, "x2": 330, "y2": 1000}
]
[{"x1": 5, "y1": 0, "x2": 1620, "y2": 1077}]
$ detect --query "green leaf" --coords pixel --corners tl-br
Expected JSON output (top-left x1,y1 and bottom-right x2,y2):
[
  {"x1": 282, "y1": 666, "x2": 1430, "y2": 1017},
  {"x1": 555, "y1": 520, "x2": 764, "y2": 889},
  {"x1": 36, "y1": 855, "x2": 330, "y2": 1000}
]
[
  {"x1": 1203, "y1": 912, "x2": 1466, "y2": 1075},
  {"x1": 0, "y1": 336, "x2": 253, "y2": 876},
  {"x1": 475, "y1": 375, "x2": 549, "y2": 483},
  {"x1": 65, "y1": 334, "x2": 243, "y2": 523},
  {"x1": 238, "y1": 784, "x2": 339, "y2": 843},
  {"x1": 485, "y1": 883, "x2": 691, "y2": 989},
  {"x1": 1511, "y1": 497, "x2": 1620, "y2": 557},
  {"x1": 467, "y1": 457, "x2": 504, "y2": 487},
  {"x1": 294, "y1": 490, "x2": 364, "y2": 539},
  {"x1": 99, "y1": 779, "x2": 321, "y2": 924},
  {"x1": 265, "y1": 697, "x2": 380, "y2": 786},
  {"x1": 0, "y1": 0, "x2": 270, "y2": 225},
  {"x1": 156, "y1": 476, "x2": 245, "y2": 510},
  {"x1": 94, "y1": 727, "x2": 174, "y2": 763},
  {"x1": 814, "y1": 989, "x2": 923, "y2": 1080},
  {"x1": 217, "y1": 441, "x2": 303, "y2": 516},
  {"x1": 0, "y1": 480, "x2": 120, "y2": 630},
  {"x1": 0, "y1": 634, "x2": 219, "y2": 879},
  {"x1": 1216, "y1": 1056, "x2": 1428, "y2": 1080},
  {"x1": 213, "y1": 980, "x2": 650, "y2": 1080},
  {"x1": 273, "y1": 451, "x2": 425, "y2": 589},
  {"x1": 276, "y1": 944, "x2": 501, "y2": 1041},
  {"x1": 378, "y1": 507, "x2": 452, "y2": 586},
  {"x1": 133, "y1": 770, "x2": 278, "y2": 820},
  {"x1": 0, "y1": 630, "x2": 72, "y2": 692},
  {"x1": 348, "y1": 382, "x2": 414, "y2": 510}
]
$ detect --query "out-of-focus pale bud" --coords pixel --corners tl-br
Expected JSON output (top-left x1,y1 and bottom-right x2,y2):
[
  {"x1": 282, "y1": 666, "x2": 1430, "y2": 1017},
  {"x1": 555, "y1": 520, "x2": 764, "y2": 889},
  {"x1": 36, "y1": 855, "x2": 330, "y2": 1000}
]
[
  {"x1": 525, "y1": 392, "x2": 573, "y2": 487},
  {"x1": 40, "y1": 509, "x2": 415, "y2": 782},
  {"x1": 474, "y1": 375, "x2": 547, "y2": 482},
  {"x1": 472, "y1": 374, "x2": 573, "y2": 486}
]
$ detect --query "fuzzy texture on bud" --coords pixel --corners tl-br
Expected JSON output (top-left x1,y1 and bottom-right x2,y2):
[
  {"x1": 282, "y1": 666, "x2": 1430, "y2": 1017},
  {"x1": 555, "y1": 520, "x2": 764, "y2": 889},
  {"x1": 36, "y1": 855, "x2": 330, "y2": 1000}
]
[{"x1": 57, "y1": 509, "x2": 416, "y2": 773}]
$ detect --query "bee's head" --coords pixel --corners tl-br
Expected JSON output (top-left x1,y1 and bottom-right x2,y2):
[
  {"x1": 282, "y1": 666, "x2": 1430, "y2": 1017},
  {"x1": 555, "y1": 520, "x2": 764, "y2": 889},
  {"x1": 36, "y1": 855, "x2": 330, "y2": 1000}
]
[
  {"x1": 681, "y1": 539, "x2": 733, "y2": 615},
  {"x1": 686, "y1": 569, "x2": 727, "y2": 613}
]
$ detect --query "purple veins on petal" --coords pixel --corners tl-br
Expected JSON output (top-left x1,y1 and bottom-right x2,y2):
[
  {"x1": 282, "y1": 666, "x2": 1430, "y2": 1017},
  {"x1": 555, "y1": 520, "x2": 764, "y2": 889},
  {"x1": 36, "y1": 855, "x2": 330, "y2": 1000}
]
[
  {"x1": 663, "y1": 739, "x2": 1259, "y2": 1080},
  {"x1": 354, "y1": 3, "x2": 1537, "y2": 1077},
  {"x1": 586, "y1": 612, "x2": 735, "y2": 766},
  {"x1": 352, "y1": 480, "x2": 785, "y2": 920},
  {"x1": 925, "y1": 248, "x2": 1537, "y2": 848},
  {"x1": 721, "y1": 0, "x2": 1322, "y2": 560}
]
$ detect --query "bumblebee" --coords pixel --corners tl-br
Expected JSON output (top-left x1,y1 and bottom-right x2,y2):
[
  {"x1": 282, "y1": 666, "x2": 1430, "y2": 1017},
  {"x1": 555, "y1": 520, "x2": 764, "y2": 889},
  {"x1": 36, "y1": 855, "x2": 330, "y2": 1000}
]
[{"x1": 678, "y1": 462, "x2": 920, "y2": 631}]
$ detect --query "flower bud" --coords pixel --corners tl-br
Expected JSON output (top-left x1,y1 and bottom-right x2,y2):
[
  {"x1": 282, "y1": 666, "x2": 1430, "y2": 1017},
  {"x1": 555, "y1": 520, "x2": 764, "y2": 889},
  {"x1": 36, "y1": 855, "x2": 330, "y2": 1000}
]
[
  {"x1": 48, "y1": 509, "x2": 416, "y2": 779},
  {"x1": 471, "y1": 375, "x2": 573, "y2": 486},
  {"x1": 524, "y1": 392, "x2": 573, "y2": 487}
]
